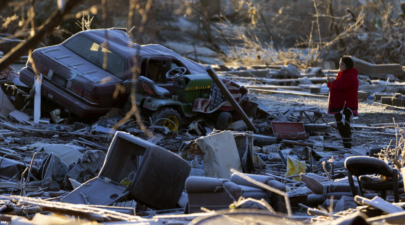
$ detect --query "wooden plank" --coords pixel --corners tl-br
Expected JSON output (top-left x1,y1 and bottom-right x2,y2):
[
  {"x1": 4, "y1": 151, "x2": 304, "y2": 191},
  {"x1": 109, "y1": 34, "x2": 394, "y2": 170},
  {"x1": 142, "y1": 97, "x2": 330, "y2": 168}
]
[
  {"x1": 0, "y1": 122, "x2": 21, "y2": 132},
  {"x1": 249, "y1": 88, "x2": 328, "y2": 98},
  {"x1": 282, "y1": 140, "x2": 314, "y2": 147},
  {"x1": 0, "y1": 132, "x2": 23, "y2": 137},
  {"x1": 0, "y1": 147, "x2": 16, "y2": 155},
  {"x1": 282, "y1": 140, "x2": 351, "y2": 153},
  {"x1": 377, "y1": 132, "x2": 398, "y2": 137},
  {"x1": 0, "y1": 182, "x2": 40, "y2": 192},
  {"x1": 385, "y1": 105, "x2": 405, "y2": 111},
  {"x1": 245, "y1": 85, "x2": 303, "y2": 90},
  {"x1": 19, "y1": 128, "x2": 109, "y2": 139},
  {"x1": 370, "y1": 122, "x2": 405, "y2": 127}
]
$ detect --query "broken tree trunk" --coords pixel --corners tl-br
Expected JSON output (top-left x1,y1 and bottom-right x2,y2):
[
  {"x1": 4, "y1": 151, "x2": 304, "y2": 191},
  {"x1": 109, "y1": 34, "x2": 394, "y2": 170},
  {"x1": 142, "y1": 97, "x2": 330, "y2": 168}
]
[{"x1": 328, "y1": 0, "x2": 346, "y2": 51}]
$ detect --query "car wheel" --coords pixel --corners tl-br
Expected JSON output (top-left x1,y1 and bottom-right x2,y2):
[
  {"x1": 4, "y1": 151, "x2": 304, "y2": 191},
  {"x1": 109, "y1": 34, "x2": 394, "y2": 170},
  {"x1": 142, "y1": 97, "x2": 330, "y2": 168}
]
[
  {"x1": 216, "y1": 112, "x2": 233, "y2": 130},
  {"x1": 151, "y1": 108, "x2": 182, "y2": 132}
]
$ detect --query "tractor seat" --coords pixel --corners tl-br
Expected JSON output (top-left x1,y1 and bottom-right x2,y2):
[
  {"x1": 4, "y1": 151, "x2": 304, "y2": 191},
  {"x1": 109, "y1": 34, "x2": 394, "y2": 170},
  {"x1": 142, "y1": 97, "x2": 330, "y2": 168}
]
[{"x1": 138, "y1": 76, "x2": 170, "y2": 98}]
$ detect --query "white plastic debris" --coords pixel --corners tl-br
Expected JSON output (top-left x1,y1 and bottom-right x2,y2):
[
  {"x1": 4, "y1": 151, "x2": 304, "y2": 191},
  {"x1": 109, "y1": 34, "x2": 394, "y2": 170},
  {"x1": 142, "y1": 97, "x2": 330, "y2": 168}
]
[
  {"x1": 34, "y1": 74, "x2": 42, "y2": 124},
  {"x1": 196, "y1": 131, "x2": 242, "y2": 179}
]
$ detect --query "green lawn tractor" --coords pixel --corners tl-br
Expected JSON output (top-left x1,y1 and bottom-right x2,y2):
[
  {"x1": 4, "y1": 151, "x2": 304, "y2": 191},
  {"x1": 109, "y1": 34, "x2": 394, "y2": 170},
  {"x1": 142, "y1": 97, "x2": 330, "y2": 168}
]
[{"x1": 126, "y1": 71, "x2": 239, "y2": 132}]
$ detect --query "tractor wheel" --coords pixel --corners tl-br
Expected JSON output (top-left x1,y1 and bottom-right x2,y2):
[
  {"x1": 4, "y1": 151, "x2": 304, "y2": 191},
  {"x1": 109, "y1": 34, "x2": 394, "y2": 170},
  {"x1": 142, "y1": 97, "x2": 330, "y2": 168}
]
[
  {"x1": 216, "y1": 112, "x2": 233, "y2": 130},
  {"x1": 151, "y1": 108, "x2": 182, "y2": 132}
]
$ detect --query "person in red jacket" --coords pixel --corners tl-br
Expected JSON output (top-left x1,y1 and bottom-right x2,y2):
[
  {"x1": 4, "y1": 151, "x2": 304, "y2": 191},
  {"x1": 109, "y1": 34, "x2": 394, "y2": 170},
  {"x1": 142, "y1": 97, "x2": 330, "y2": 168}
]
[{"x1": 327, "y1": 57, "x2": 358, "y2": 149}]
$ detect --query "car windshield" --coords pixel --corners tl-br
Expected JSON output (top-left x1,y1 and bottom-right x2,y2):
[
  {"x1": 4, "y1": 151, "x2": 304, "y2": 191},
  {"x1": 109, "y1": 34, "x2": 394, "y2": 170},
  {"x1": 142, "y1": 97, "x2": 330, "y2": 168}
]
[{"x1": 64, "y1": 35, "x2": 125, "y2": 78}]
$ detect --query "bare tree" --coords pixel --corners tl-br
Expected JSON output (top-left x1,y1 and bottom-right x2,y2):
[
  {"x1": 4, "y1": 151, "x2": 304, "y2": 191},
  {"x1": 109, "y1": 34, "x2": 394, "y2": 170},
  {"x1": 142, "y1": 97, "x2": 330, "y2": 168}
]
[{"x1": 0, "y1": 0, "x2": 84, "y2": 72}]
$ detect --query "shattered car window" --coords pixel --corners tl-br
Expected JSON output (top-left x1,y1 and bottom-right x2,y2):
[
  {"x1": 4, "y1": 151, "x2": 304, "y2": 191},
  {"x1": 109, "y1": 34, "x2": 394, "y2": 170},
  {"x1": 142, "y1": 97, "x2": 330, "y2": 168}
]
[{"x1": 64, "y1": 35, "x2": 125, "y2": 78}]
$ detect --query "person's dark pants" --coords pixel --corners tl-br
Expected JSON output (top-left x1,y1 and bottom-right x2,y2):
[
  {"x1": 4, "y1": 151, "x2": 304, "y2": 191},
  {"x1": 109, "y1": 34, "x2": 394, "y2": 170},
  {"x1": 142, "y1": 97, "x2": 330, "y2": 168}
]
[{"x1": 334, "y1": 108, "x2": 352, "y2": 149}]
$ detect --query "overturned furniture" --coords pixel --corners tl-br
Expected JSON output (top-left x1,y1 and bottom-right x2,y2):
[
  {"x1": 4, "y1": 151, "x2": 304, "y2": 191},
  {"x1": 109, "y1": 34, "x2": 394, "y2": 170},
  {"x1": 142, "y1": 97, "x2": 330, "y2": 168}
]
[
  {"x1": 62, "y1": 132, "x2": 191, "y2": 209},
  {"x1": 345, "y1": 156, "x2": 402, "y2": 202}
]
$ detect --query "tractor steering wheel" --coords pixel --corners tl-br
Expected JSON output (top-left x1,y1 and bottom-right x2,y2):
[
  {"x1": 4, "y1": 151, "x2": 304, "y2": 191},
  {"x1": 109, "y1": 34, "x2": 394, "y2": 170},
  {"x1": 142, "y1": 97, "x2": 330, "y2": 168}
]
[{"x1": 166, "y1": 67, "x2": 187, "y2": 79}]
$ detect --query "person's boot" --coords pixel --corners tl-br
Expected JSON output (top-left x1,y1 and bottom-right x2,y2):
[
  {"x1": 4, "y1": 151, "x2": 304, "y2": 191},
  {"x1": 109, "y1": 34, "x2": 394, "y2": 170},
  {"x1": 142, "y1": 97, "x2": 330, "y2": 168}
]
[{"x1": 343, "y1": 137, "x2": 352, "y2": 149}]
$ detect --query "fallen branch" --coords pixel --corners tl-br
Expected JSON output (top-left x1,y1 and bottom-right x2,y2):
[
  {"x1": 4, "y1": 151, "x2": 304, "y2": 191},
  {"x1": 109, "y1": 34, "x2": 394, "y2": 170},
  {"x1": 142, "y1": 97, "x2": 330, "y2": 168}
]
[
  {"x1": 386, "y1": 105, "x2": 405, "y2": 111},
  {"x1": 0, "y1": 195, "x2": 144, "y2": 222}
]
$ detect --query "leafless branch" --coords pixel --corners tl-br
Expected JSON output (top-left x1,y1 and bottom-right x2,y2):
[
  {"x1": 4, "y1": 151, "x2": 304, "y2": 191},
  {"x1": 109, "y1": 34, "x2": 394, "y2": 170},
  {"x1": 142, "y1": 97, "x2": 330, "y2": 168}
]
[{"x1": 0, "y1": 0, "x2": 85, "y2": 72}]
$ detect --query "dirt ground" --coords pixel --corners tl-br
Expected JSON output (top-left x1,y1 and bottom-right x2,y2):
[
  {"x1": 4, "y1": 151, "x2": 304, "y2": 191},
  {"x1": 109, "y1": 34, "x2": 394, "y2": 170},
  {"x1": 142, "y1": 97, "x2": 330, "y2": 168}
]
[
  {"x1": 253, "y1": 92, "x2": 405, "y2": 149},
  {"x1": 255, "y1": 93, "x2": 405, "y2": 125}
]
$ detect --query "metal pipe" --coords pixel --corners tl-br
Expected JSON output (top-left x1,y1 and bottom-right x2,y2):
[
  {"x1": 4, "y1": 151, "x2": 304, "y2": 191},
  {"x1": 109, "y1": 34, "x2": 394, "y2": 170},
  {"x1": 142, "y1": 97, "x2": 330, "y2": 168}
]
[
  {"x1": 278, "y1": 150, "x2": 288, "y2": 166},
  {"x1": 206, "y1": 66, "x2": 257, "y2": 132},
  {"x1": 310, "y1": 148, "x2": 313, "y2": 172}
]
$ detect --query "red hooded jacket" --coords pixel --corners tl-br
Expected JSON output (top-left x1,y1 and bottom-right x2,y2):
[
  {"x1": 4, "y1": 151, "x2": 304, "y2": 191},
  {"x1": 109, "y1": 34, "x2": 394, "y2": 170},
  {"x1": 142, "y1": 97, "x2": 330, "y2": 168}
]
[{"x1": 327, "y1": 68, "x2": 359, "y2": 116}]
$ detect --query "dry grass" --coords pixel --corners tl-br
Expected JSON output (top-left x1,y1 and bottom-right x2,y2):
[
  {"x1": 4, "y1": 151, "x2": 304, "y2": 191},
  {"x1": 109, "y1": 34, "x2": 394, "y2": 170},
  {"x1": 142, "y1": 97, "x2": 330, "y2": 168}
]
[
  {"x1": 200, "y1": 0, "x2": 366, "y2": 69},
  {"x1": 344, "y1": 2, "x2": 405, "y2": 65}
]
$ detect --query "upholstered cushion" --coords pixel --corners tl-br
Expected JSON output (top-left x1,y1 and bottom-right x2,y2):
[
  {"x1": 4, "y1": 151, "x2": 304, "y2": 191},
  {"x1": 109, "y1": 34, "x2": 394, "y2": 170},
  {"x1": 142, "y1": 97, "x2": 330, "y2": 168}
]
[
  {"x1": 267, "y1": 180, "x2": 286, "y2": 192},
  {"x1": 186, "y1": 177, "x2": 242, "y2": 213},
  {"x1": 230, "y1": 173, "x2": 274, "y2": 190},
  {"x1": 239, "y1": 185, "x2": 269, "y2": 202}
]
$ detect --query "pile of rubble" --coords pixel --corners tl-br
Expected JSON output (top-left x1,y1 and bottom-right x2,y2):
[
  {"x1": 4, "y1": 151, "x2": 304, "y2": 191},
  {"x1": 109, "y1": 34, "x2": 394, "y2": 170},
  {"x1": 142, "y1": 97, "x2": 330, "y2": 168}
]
[
  {"x1": 1, "y1": 27, "x2": 405, "y2": 223},
  {"x1": 0, "y1": 66, "x2": 401, "y2": 225},
  {"x1": 0, "y1": 119, "x2": 404, "y2": 224}
]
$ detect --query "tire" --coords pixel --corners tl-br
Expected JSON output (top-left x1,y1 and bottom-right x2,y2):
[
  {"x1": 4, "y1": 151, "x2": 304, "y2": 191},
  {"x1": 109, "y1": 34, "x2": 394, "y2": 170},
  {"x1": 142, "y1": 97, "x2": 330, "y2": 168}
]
[
  {"x1": 151, "y1": 108, "x2": 182, "y2": 131},
  {"x1": 216, "y1": 112, "x2": 233, "y2": 130}
]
